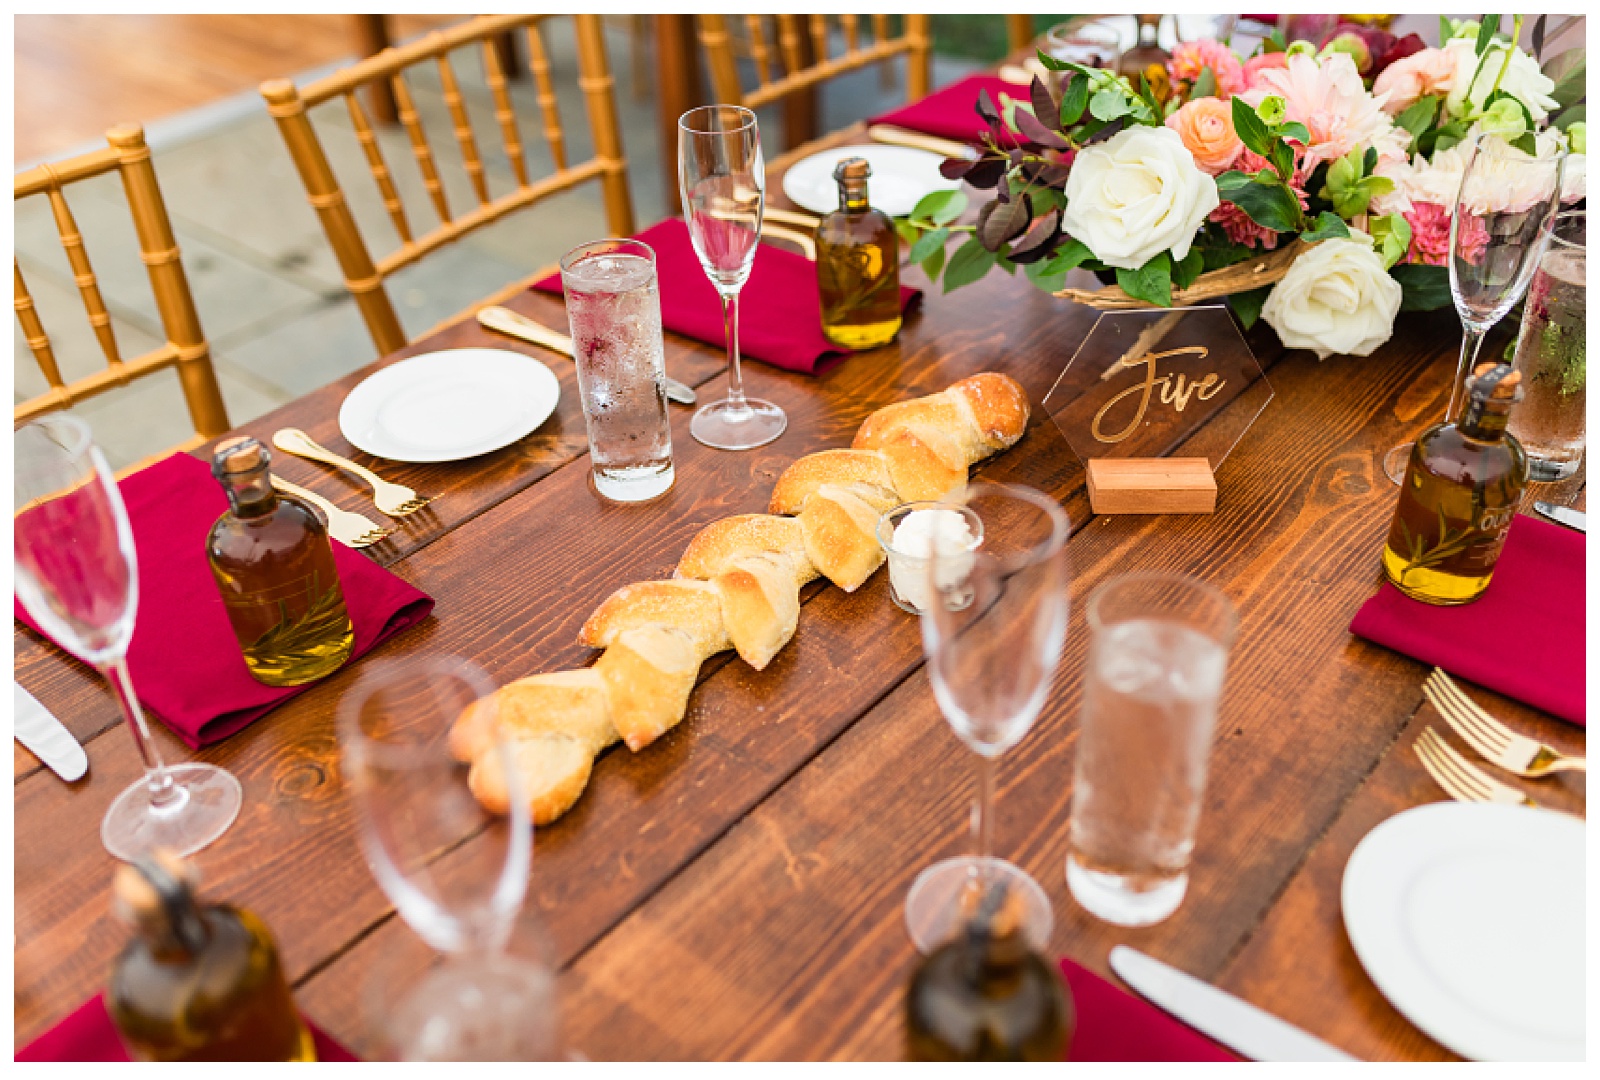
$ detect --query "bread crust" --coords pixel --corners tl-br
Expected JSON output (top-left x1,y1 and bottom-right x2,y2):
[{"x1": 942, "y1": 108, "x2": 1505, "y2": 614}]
[
  {"x1": 798, "y1": 483, "x2": 893, "y2": 592},
  {"x1": 713, "y1": 553, "x2": 801, "y2": 670},
  {"x1": 592, "y1": 626, "x2": 703, "y2": 751},
  {"x1": 677, "y1": 514, "x2": 818, "y2": 587},
  {"x1": 468, "y1": 734, "x2": 594, "y2": 825},
  {"x1": 768, "y1": 449, "x2": 895, "y2": 516},
  {"x1": 580, "y1": 579, "x2": 729, "y2": 657},
  {"x1": 950, "y1": 372, "x2": 1029, "y2": 449}
]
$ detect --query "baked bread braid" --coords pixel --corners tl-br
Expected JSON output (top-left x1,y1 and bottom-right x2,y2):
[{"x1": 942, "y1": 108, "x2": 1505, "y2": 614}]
[{"x1": 451, "y1": 373, "x2": 1030, "y2": 825}]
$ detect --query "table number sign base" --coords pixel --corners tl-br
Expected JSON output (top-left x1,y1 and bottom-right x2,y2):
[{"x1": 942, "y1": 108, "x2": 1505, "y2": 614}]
[
  {"x1": 1085, "y1": 457, "x2": 1216, "y2": 515},
  {"x1": 1045, "y1": 306, "x2": 1272, "y2": 516}
]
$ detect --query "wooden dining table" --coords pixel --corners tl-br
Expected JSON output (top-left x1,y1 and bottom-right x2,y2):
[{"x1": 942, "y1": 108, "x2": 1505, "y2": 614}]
[{"x1": 13, "y1": 108, "x2": 1587, "y2": 1061}]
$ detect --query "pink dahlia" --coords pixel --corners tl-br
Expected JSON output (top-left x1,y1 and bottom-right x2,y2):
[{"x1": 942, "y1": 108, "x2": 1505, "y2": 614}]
[
  {"x1": 1241, "y1": 52, "x2": 1400, "y2": 168},
  {"x1": 1169, "y1": 39, "x2": 1246, "y2": 99},
  {"x1": 1209, "y1": 150, "x2": 1311, "y2": 250},
  {"x1": 1402, "y1": 201, "x2": 1451, "y2": 265},
  {"x1": 1242, "y1": 51, "x2": 1290, "y2": 90}
]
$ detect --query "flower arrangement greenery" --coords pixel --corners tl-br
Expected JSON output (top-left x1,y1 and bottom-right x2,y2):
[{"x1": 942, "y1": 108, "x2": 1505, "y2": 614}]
[{"x1": 900, "y1": 14, "x2": 1586, "y2": 359}]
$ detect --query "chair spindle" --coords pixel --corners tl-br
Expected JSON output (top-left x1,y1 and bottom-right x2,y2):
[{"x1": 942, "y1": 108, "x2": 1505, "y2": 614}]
[
  {"x1": 344, "y1": 91, "x2": 414, "y2": 245},
  {"x1": 390, "y1": 72, "x2": 452, "y2": 225},
  {"x1": 482, "y1": 39, "x2": 530, "y2": 186},
  {"x1": 436, "y1": 51, "x2": 491, "y2": 206}
]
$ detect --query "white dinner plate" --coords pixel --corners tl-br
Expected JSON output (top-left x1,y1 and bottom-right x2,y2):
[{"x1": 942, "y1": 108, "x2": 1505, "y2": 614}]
[
  {"x1": 338, "y1": 348, "x2": 560, "y2": 463},
  {"x1": 1342, "y1": 802, "x2": 1585, "y2": 1061},
  {"x1": 781, "y1": 144, "x2": 962, "y2": 217}
]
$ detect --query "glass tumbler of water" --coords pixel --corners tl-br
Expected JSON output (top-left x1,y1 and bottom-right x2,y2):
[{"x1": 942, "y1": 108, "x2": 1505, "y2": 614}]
[
  {"x1": 1508, "y1": 210, "x2": 1585, "y2": 481},
  {"x1": 1066, "y1": 573, "x2": 1236, "y2": 927},
  {"x1": 560, "y1": 238, "x2": 675, "y2": 502}
]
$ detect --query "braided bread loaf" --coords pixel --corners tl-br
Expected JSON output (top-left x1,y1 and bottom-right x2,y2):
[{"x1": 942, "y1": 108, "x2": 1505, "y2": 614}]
[{"x1": 450, "y1": 373, "x2": 1030, "y2": 824}]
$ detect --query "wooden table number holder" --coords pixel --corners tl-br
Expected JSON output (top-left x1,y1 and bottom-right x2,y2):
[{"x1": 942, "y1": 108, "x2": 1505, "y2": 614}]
[{"x1": 1085, "y1": 457, "x2": 1217, "y2": 515}]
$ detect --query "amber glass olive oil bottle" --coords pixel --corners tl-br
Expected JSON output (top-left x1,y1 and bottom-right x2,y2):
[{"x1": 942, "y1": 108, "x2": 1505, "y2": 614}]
[
  {"x1": 906, "y1": 883, "x2": 1074, "y2": 1061},
  {"x1": 108, "y1": 852, "x2": 315, "y2": 1061},
  {"x1": 1382, "y1": 363, "x2": 1529, "y2": 604},
  {"x1": 817, "y1": 156, "x2": 903, "y2": 350},
  {"x1": 208, "y1": 436, "x2": 353, "y2": 685}
]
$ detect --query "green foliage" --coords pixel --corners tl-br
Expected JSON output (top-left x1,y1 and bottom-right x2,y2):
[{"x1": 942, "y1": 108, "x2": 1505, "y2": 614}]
[
  {"x1": 1391, "y1": 264, "x2": 1453, "y2": 311},
  {"x1": 908, "y1": 227, "x2": 949, "y2": 264},
  {"x1": 1232, "y1": 96, "x2": 1273, "y2": 157},
  {"x1": 1317, "y1": 149, "x2": 1394, "y2": 220},
  {"x1": 1218, "y1": 171, "x2": 1303, "y2": 233},
  {"x1": 911, "y1": 189, "x2": 968, "y2": 226},
  {"x1": 943, "y1": 238, "x2": 996, "y2": 293},
  {"x1": 1227, "y1": 285, "x2": 1273, "y2": 330},
  {"x1": 1301, "y1": 211, "x2": 1352, "y2": 243},
  {"x1": 1369, "y1": 213, "x2": 1413, "y2": 270},
  {"x1": 1543, "y1": 51, "x2": 1587, "y2": 109},
  {"x1": 1171, "y1": 248, "x2": 1206, "y2": 292},
  {"x1": 1022, "y1": 238, "x2": 1095, "y2": 294},
  {"x1": 1059, "y1": 73, "x2": 1089, "y2": 127},
  {"x1": 1395, "y1": 96, "x2": 1441, "y2": 148},
  {"x1": 1115, "y1": 252, "x2": 1173, "y2": 308},
  {"x1": 1191, "y1": 65, "x2": 1217, "y2": 100}
]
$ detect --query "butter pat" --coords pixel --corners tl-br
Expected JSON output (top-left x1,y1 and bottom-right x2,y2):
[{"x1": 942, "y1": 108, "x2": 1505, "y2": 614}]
[{"x1": 888, "y1": 508, "x2": 977, "y2": 613}]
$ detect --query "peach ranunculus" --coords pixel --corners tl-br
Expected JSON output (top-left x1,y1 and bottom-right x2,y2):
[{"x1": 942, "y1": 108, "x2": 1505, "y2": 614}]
[
  {"x1": 1165, "y1": 98, "x2": 1245, "y2": 175},
  {"x1": 1371, "y1": 48, "x2": 1457, "y2": 115},
  {"x1": 1242, "y1": 51, "x2": 1290, "y2": 90}
]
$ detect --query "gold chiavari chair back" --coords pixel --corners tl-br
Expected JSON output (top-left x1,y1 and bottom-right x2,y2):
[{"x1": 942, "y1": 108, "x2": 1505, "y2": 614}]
[
  {"x1": 697, "y1": 15, "x2": 932, "y2": 113},
  {"x1": 260, "y1": 13, "x2": 634, "y2": 356},
  {"x1": 14, "y1": 124, "x2": 230, "y2": 456}
]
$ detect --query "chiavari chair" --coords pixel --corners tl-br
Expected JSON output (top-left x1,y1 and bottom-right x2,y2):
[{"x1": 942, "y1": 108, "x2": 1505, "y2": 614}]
[
  {"x1": 696, "y1": 15, "x2": 932, "y2": 118},
  {"x1": 14, "y1": 123, "x2": 230, "y2": 458},
  {"x1": 260, "y1": 14, "x2": 634, "y2": 355}
]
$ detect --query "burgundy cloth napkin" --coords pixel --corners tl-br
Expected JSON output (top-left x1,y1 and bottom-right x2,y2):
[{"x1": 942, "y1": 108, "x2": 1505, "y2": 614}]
[
  {"x1": 1350, "y1": 513, "x2": 1585, "y2": 726},
  {"x1": 14, "y1": 453, "x2": 435, "y2": 749},
  {"x1": 869, "y1": 74, "x2": 1025, "y2": 147},
  {"x1": 1060, "y1": 958, "x2": 1238, "y2": 1061},
  {"x1": 532, "y1": 218, "x2": 920, "y2": 376},
  {"x1": 16, "y1": 993, "x2": 358, "y2": 1062}
]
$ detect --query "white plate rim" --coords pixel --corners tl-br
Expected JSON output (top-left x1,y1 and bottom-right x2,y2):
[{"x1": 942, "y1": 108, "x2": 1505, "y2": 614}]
[
  {"x1": 337, "y1": 347, "x2": 560, "y2": 463},
  {"x1": 1341, "y1": 801, "x2": 1585, "y2": 1062},
  {"x1": 780, "y1": 143, "x2": 961, "y2": 216}
]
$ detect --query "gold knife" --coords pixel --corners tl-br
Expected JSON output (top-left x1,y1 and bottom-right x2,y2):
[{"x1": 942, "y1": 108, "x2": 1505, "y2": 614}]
[
  {"x1": 866, "y1": 124, "x2": 979, "y2": 161},
  {"x1": 475, "y1": 306, "x2": 697, "y2": 406}
]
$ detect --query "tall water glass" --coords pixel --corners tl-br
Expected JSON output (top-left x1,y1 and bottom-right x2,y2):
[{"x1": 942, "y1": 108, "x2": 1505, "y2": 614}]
[
  {"x1": 1507, "y1": 210, "x2": 1585, "y2": 480},
  {"x1": 678, "y1": 104, "x2": 788, "y2": 451},
  {"x1": 1066, "y1": 573, "x2": 1236, "y2": 927},
  {"x1": 339, "y1": 657, "x2": 555, "y2": 1060},
  {"x1": 560, "y1": 238, "x2": 675, "y2": 502},
  {"x1": 14, "y1": 415, "x2": 242, "y2": 860},
  {"x1": 1383, "y1": 134, "x2": 1566, "y2": 483},
  {"x1": 905, "y1": 483, "x2": 1070, "y2": 954}
]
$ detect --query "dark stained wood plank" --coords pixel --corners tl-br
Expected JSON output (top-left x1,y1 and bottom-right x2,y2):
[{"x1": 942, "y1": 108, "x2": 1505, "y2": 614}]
[
  {"x1": 540, "y1": 311, "x2": 1586, "y2": 1060},
  {"x1": 1215, "y1": 691, "x2": 1586, "y2": 1063}
]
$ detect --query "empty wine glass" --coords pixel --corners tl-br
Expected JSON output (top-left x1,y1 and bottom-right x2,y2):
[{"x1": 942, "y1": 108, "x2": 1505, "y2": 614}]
[
  {"x1": 339, "y1": 656, "x2": 555, "y2": 1060},
  {"x1": 905, "y1": 483, "x2": 1071, "y2": 955},
  {"x1": 14, "y1": 414, "x2": 242, "y2": 861},
  {"x1": 1383, "y1": 133, "x2": 1566, "y2": 484},
  {"x1": 678, "y1": 104, "x2": 787, "y2": 451}
]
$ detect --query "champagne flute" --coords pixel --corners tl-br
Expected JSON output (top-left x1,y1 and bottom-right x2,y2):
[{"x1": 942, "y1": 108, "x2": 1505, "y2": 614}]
[
  {"x1": 339, "y1": 656, "x2": 555, "y2": 1061},
  {"x1": 678, "y1": 104, "x2": 788, "y2": 451},
  {"x1": 905, "y1": 483, "x2": 1071, "y2": 954},
  {"x1": 13, "y1": 415, "x2": 242, "y2": 860},
  {"x1": 1382, "y1": 134, "x2": 1566, "y2": 484}
]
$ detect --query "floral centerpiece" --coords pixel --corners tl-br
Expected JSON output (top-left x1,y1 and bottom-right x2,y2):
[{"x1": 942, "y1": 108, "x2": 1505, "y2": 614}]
[{"x1": 903, "y1": 15, "x2": 1586, "y2": 359}]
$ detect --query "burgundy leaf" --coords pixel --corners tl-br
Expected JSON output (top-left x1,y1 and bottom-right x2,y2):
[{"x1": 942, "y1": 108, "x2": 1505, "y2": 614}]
[
  {"x1": 977, "y1": 193, "x2": 1033, "y2": 252},
  {"x1": 1007, "y1": 208, "x2": 1063, "y2": 264},
  {"x1": 1012, "y1": 104, "x2": 1072, "y2": 150},
  {"x1": 1084, "y1": 117, "x2": 1126, "y2": 145},
  {"x1": 939, "y1": 157, "x2": 977, "y2": 181},
  {"x1": 963, "y1": 157, "x2": 1008, "y2": 190},
  {"x1": 975, "y1": 88, "x2": 1000, "y2": 126},
  {"x1": 1029, "y1": 75, "x2": 1062, "y2": 134}
]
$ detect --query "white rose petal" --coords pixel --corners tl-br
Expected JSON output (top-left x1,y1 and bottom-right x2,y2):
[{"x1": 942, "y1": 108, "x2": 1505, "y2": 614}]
[
  {"x1": 1261, "y1": 233, "x2": 1402, "y2": 360},
  {"x1": 1062, "y1": 126, "x2": 1220, "y2": 271},
  {"x1": 1443, "y1": 38, "x2": 1560, "y2": 122}
]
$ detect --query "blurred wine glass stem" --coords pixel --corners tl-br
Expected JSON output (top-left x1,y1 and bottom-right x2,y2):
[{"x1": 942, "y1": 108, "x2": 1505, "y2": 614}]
[
  {"x1": 105, "y1": 656, "x2": 182, "y2": 808},
  {"x1": 1446, "y1": 324, "x2": 1489, "y2": 423},
  {"x1": 719, "y1": 288, "x2": 750, "y2": 417},
  {"x1": 971, "y1": 749, "x2": 996, "y2": 871}
]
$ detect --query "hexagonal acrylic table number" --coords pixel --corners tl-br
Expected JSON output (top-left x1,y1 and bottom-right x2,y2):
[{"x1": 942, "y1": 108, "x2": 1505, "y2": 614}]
[{"x1": 1042, "y1": 306, "x2": 1274, "y2": 514}]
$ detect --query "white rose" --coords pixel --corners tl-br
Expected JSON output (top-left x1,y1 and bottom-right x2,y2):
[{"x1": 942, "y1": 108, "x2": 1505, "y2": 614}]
[
  {"x1": 1261, "y1": 233, "x2": 1402, "y2": 360},
  {"x1": 1443, "y1": 38, "x2": 1559, "y2": 122},
  {"x1": 1061, "y1": 126, "x2": 1220, "y2": 271}
]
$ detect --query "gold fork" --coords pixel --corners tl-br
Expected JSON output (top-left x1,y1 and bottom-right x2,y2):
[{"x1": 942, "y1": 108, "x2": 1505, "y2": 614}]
[
  {"x1": 1414, "y1": 728, "x2": 1539, "y2": 808},
  {"x1": 271, "y1": 476, "x2": 394, "y2": 549},
  {"x1": 1423, "y1": 668, "x2": 1587, "y2": 777},
  {"x1": 272, "y1": 428, "x2": 434, "y2": 517}
]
